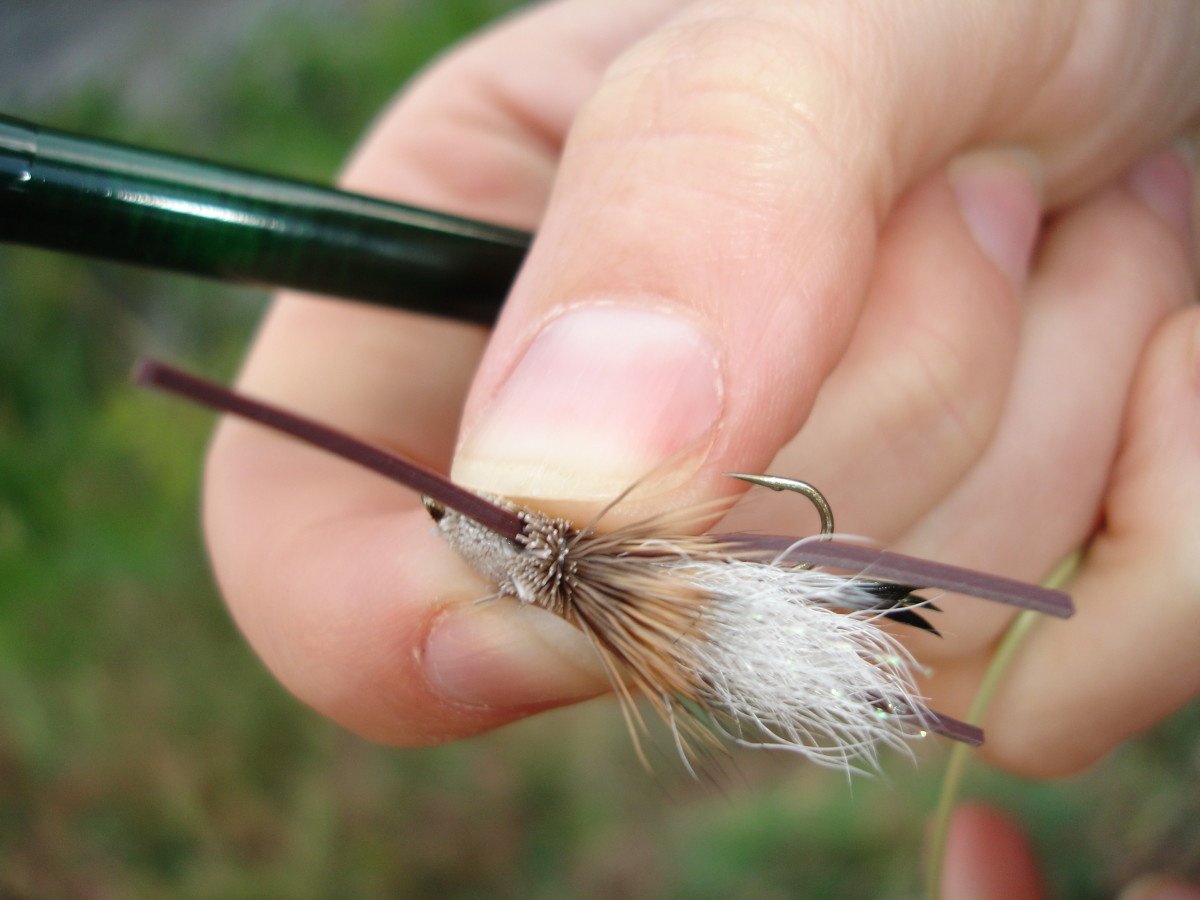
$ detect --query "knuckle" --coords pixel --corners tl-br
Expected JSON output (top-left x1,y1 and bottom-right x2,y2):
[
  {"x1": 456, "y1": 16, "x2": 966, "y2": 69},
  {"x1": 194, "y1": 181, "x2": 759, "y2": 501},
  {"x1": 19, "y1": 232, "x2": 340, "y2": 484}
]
[
  {"x1": 573, "y1": 13, "x2": 852, "y2": 180},
  {"x1": 874, "y1": 320, "x2": 1000, "y2": 456}
]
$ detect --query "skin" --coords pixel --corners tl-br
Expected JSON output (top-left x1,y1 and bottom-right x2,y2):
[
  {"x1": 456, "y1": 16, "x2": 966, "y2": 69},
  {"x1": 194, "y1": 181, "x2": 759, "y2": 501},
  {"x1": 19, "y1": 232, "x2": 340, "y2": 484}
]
[
  {"x1": 942, "y1": 804, "x2": 1200, "y2": 900},
  {"x1": 942, "y1": 805, "x2": 1048, "y2": 900},
  {"x1": 206, "y1": 0, "x2": 1199, "y2": 795}
]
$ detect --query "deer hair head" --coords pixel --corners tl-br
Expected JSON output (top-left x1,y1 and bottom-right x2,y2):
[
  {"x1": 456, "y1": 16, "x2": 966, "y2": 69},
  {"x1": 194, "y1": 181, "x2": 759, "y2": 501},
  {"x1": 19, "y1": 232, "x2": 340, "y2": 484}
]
[{"x1": 136, "y1": 359, "x2": 1073, "y2": 773}]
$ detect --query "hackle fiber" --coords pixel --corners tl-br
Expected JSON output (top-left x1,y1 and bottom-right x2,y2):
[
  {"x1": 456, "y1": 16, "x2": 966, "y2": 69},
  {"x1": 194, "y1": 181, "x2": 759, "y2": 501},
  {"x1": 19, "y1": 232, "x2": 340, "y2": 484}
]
[{"x1": 437, "y1": 501, "x2": 935, "y2": 772}]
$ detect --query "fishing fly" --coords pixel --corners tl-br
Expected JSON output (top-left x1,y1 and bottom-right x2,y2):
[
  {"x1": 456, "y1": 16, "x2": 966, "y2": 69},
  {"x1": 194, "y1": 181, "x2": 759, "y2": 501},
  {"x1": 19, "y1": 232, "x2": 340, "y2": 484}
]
[{"x1": 136, "y1": 360, "x2": 1073, "y2": 774}]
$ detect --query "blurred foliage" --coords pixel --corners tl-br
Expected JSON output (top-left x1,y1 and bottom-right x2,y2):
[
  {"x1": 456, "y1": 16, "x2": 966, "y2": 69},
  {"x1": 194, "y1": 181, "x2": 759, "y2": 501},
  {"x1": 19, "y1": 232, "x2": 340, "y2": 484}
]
[{"x1": 0, "y1": 1, "x2": 1197, "y2": 896}]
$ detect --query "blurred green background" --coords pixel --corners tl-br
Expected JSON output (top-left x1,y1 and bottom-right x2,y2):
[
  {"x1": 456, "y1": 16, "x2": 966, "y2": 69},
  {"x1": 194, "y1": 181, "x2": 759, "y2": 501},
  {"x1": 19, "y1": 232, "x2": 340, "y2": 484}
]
[{"x1": 0, "y1": 1, "x2": 1196, "y2": 896}]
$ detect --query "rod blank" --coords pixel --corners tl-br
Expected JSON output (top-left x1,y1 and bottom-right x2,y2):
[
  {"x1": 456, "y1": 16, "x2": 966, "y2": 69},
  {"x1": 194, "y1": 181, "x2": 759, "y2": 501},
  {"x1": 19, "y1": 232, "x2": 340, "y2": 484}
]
[{"x1": 0, "y1": 115, "x2": 529, "y2": 324}]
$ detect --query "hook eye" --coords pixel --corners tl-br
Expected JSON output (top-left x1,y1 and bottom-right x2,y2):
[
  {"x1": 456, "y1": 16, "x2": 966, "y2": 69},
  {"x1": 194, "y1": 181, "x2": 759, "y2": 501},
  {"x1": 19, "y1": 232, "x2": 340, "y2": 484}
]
[
  {"x1": 726, "y1": 473, "x2": 835, "y2": 536},
  {"x1": 422, "y1": 496, "x2": 446, "y2": 522}
]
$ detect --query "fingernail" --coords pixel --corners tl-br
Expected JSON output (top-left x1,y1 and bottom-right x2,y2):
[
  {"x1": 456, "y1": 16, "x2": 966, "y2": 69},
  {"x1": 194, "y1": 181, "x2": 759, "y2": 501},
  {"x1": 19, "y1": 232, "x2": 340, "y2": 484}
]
[
  {"x1": 949, "y1": 149, "x2": 1043, "y2": 287},
  {"x1": 1126, "y1": 142, "x2": 1195, "y2": 251},
  {"x1": 1119, "y1": 875, "x2": 1200, "y2": 900},
  {"x1": 453, "y1": 305, "x2": 722, "y2": 500},
  {"x1": 424, "y1": 602, "x2": 606, "y2": 708}
]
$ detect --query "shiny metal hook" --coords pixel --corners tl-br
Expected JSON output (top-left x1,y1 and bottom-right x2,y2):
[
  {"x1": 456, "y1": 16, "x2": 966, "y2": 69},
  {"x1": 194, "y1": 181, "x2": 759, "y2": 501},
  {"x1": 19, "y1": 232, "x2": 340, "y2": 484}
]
[
  {"x1": 422, "y1": 496, "x2": 446, "y2": 521},
  {"x1": 726, "y1": 474, "x2": 835, "y2": 535},
  {"x1": 728, "y1": 474, "x2": 835, "y2": 570}
]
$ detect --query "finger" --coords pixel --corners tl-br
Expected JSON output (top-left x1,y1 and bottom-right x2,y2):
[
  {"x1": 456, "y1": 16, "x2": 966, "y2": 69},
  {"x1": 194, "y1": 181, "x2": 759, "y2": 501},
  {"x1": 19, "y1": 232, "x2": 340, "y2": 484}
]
[
  {"x1": 972, "y1": 304, "x2": 1200, "y2": 777},
  {"x1": 340, "y1": 0, "x2": 687, "y2": 225},
  {"x1": 229, "y1": 0, "x2": 687, "y2": 418},
  {"x1": 452, "y1": 0, "x2": 1200, "y2": 519},
  {"x1": 719, "y1": 151, "x2": 1037, "y2": 540},
  {"x1": 205, "y1": 0, "x2": 689, "y2": 743},
  {"x1": 903, "y1": 146, "x2": 1196, "y2": 662},
  {"x1": 941, "y1": 805, "x2": 1047, "y2": 900}
]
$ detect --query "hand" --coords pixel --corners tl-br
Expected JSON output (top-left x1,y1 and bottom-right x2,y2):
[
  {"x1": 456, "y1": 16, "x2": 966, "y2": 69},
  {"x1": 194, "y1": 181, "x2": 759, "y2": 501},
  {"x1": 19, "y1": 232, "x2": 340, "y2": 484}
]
[{"x1": 203, "y1": 0, "x2": 1200, "y2": 772}]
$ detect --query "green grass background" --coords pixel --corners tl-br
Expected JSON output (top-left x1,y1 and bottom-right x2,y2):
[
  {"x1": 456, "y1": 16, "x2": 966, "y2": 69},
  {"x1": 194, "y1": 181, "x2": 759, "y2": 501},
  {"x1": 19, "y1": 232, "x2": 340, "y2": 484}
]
[{"x1": 0, "y1": 1, "x2": 1196, "y2": 895}]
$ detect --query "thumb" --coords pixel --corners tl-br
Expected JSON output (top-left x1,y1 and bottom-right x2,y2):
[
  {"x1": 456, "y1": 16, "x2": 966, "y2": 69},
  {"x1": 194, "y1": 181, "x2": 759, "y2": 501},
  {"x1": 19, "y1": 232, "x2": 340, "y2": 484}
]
[{"x1": 451, "y1": 1, "x2": 1200, "y2": 516}]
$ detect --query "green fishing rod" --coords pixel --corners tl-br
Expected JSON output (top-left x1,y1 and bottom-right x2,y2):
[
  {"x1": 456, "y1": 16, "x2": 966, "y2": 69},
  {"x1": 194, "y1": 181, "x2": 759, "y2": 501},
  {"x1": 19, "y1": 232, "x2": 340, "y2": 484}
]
[{"x1": 0, "y1": 114, "x2": 529, "y2": 325}]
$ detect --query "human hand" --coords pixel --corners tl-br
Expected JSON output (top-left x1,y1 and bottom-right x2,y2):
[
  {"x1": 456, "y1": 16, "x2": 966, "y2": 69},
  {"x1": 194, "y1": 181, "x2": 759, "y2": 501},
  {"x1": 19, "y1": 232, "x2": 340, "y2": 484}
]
[{"x1": 204, "y1": 0, "x2": 1199, "y2": 773}]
